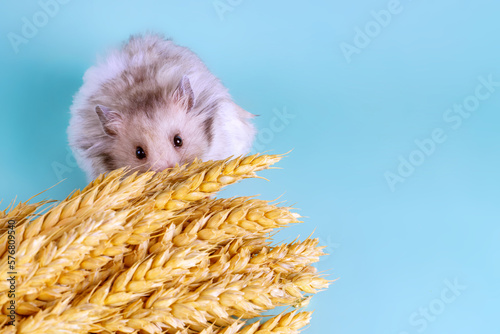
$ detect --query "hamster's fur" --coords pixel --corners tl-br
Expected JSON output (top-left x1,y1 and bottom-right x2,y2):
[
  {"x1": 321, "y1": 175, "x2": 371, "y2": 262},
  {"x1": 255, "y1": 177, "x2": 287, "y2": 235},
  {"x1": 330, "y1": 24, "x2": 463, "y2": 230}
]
[{"x1": 67, "y1": 33, "x2": 255, "y2": 181}]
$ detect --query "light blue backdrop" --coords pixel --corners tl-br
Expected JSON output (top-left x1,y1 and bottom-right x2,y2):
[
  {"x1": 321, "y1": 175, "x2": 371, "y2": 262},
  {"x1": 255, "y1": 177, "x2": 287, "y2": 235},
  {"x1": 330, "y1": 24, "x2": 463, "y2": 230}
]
[{"x1": 1, "y1": 1, "x2": 499, "y2": 333}]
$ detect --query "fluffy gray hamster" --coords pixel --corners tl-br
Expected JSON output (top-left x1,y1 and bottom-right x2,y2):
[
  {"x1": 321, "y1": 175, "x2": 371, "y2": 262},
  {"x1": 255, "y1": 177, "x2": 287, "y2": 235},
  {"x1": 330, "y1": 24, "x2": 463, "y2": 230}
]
[{"x1": 67, "y1": 33, "x2": 256, "y2": 181}]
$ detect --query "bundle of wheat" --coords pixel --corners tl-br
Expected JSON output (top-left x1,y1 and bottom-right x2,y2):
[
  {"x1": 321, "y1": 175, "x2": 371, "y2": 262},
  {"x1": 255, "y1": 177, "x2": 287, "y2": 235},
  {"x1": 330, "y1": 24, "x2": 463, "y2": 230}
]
[{"x1": 0, "y1": 153, "x2": 331, "y2": 334}]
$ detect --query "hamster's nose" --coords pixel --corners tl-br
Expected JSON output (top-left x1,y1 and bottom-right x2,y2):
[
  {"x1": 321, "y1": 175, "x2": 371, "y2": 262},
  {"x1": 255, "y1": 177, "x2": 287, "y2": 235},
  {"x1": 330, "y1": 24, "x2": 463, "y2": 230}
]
[{"x1": 151, "y1": 162, "x2": 175, "y2": 172}]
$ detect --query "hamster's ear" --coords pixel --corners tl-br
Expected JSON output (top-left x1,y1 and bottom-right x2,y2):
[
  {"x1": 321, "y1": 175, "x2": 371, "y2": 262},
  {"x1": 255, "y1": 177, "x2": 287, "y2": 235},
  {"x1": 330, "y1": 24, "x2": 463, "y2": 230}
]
[
  {"x1": 172, "y1": 75, "x2": 195, "y2": 111},
  {"x1": 95, "y1": 105, "x2": 122, "y2": 136}
]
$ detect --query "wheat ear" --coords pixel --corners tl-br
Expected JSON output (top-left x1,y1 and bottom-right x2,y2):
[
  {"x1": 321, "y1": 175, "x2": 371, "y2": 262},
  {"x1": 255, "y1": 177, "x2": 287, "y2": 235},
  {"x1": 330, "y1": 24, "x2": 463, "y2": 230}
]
[
  {"x1": 0, "y1": 206, "x2": 142, "y2": 314},
  {"x1": 225, "y1": 311, "x2": 312, "y2": 334},
  {"x1": 16, "y1": 296, "x2": 116, "y2": 334},
  {"x1": 0, "y1": 169, "x2": 153, "y2": 266}
]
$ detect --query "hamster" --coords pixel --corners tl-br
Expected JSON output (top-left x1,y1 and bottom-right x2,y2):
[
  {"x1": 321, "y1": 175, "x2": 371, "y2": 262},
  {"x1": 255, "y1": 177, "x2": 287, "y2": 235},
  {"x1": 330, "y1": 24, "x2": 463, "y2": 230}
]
[{"x1": 67, "y1": 33, "x2": 256, "y2": 181}]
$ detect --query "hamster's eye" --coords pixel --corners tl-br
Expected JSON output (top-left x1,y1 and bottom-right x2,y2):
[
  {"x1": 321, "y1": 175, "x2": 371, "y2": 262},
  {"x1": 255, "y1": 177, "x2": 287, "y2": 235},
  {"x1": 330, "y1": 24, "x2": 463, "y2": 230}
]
[
  {"x1": 173, "y1": 135, "x2": 183, "y2": 147},
  {"x1": 135, "y1": 146, "x2": 146, "y2": 159}
]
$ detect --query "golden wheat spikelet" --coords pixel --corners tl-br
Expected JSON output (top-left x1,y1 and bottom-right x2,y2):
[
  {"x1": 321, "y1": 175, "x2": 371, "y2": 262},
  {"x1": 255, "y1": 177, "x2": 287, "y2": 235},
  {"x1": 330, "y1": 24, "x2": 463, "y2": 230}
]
[
  {"x1": 16, "y1": 296, "x2": 115, "y2": 334},
  {"x1": 0, "y1": 199, "x2": 55, "y2": 257},
  {"x1": 218, "y1": 311, "x2": 312, "y2": 334},
  {"x1": 209, "y1": 237, "x2": 325, "y2": 277},
  {"x1": 0, "y1": 200, "x2": 47, "y2": 229}
]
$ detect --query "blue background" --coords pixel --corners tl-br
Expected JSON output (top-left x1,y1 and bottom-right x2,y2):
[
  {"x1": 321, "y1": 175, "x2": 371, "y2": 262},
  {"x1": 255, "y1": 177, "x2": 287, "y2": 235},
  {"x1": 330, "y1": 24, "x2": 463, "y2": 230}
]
[{"x1": 1, "y1": 1, "x2": 499, "y2": 333}]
